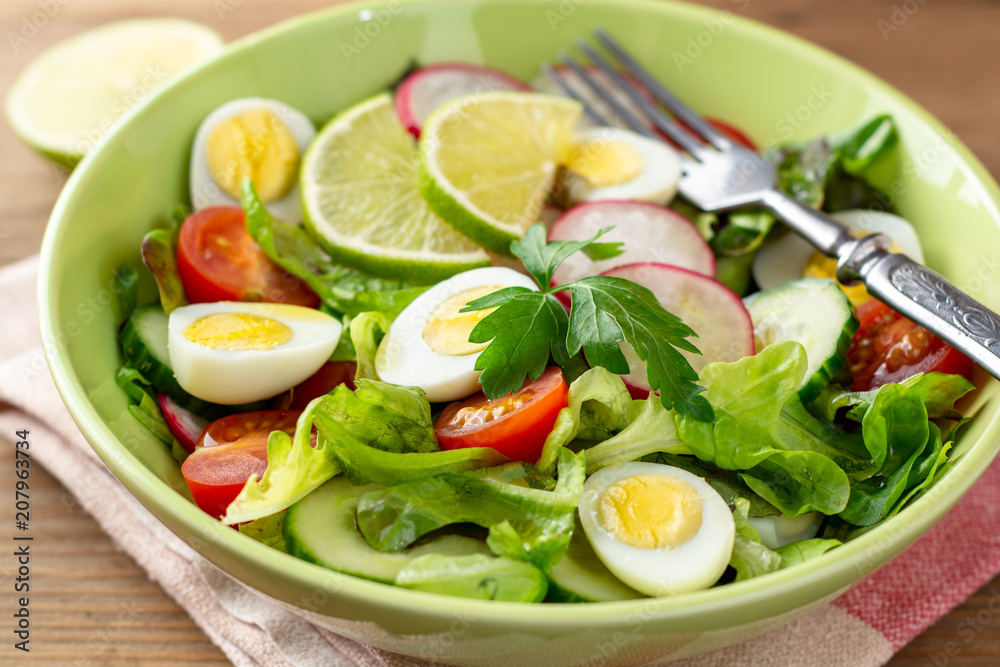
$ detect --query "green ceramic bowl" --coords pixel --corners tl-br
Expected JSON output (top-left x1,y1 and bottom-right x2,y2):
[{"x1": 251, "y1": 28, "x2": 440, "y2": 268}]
[{"x1": 39, "y1": 0, "x2": 1000, "y2": 664}]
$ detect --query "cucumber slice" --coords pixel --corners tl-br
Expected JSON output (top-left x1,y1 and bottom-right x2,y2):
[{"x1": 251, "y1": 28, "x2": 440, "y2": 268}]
[
  {"x1": 120, "y1": 304, "x2": 186, "y2": 397},
  {"x1": 120, "y1": 304, "x2": 262, "y2": 419},
  {"x1": 547, "y1": 517, "x2": 644, "y2": 602},
  {"x1": 743, "y1": 278, "x2": 857, "y2": 403},
  {"x1": 284, "y1": 477, "x2": 489, "y2": 583}
]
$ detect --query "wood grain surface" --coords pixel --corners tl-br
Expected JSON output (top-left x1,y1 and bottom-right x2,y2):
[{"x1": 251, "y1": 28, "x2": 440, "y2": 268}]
[{"x1": 1, "y1": 0, "x2": 999, "y2": 665}]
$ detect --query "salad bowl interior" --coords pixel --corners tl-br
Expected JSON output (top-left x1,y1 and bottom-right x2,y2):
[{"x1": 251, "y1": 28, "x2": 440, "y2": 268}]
[{"x1": 39, "y1": 0, "x2": 1000, "y2": 664}]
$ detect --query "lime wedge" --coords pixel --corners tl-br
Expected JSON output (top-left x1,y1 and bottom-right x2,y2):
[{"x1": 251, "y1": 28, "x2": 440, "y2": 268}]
[
  {"x1": 6, "y1": 19, "x2": 224, "y2": 168},
  {"x1": 300, "y1": 93, "x2": 490, "y2": 282},
  {"x1": 419, "y1": 92, "x2": 582, "y2": 254}
]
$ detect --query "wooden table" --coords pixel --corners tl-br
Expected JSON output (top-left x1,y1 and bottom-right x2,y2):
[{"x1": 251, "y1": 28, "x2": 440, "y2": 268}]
[{"x1": 1, "y1": 0, "x2": 999, "y2": 664}]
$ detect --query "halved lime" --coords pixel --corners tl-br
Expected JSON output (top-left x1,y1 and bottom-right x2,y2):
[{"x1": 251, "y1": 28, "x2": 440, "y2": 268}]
[
  {"x1": 6, "y1": 19, "x2": 224, "y2": 168},
  {"x1": 419, "y1": 92, "x2": 582, "y2": 254},
  {"x1": 300, "y1": 93, "x2": 490, "y2": 282}
]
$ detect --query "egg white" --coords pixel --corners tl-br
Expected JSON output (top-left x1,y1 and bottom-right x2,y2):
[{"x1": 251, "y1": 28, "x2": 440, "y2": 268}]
[
  {"x1": 578, "y1": 462, "x2": 736, "y2": 596},
  {"x1": 375, "y1": 267, "x2": 538, "y2": 402},
  {"x1": 562, "y1": 127, "x2": 682, "y2": 206},
  {"x1": 189, "y1": 97, "x2": 316, "y2": 224},
  {"x1": 747, "y1": 512, "x2": 823, "y2": 550},
  {"x1": 753, "y1": 209, "x2": 924, "y2": 290},
  {"x1": 167, "y1": 301, "x2": 342, "y2": 405}
]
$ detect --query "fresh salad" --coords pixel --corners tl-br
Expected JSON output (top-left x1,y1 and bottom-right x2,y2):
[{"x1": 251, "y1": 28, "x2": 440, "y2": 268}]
[{"x1": 113, "y1": 60, "x2": 976, "y2": 603}]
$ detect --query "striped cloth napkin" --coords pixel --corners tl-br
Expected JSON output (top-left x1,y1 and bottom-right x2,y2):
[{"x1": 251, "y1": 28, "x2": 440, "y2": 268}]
[{"x1": 2, "y1": 253, "x2": 998, "y2": 666}]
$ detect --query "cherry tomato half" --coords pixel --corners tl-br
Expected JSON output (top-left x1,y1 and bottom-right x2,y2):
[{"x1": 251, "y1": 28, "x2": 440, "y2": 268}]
[
  {"x1": 272, "y1": 361, "x2": 358, "y2": 410},
  {"x1": 176, "y1": 206, "x2": 319, "y2": 307},
  {"x1": 848, "y1": 299, "x2": 974, "y2": 391},
  {"x1": 434, "y1": 367, "x2": 569, "y2": 463},
  {"x1": 180, "y1": 410, "x2": 300, "y2": 519}
]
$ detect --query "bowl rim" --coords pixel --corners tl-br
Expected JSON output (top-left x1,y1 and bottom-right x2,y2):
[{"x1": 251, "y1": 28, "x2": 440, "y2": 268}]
[{"x1": 39, "y1": 0, "x2": 1000, "y2": 630}]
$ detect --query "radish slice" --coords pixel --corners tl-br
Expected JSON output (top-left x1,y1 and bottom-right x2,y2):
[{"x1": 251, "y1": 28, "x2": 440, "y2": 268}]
[
  {"x1": 549, "y1": 201, "x2": 715, "y2": 287},
  {"x1": 600, "y1": 263, "x2": 755, "y2": 395},
  {"x1": 395, "y1": 63, "x2": 530, "y2": 137},
  {"x1": 158, "y1": 392, "x2": 209, "y2": 454}
]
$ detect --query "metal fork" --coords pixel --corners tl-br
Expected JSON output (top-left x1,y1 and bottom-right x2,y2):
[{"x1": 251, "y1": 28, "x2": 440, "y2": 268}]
[{"x1": 543, "y1": 28, "x2": 1000, "y2": 382}]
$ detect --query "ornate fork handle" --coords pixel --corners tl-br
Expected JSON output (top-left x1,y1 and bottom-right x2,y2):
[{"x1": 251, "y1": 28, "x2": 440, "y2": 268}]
[
  {"x1": 759, "y1": 189, "x2": 1000, "y2": 380},
  {"x1": 840, "y1": 234, "x2": 1000, "y2": 379}
]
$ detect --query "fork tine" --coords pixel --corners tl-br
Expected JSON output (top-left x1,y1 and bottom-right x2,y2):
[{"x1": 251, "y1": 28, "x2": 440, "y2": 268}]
[
  {"x1": 593, "y1": 28, "x2": 734, "y2": 151},
  {"x1": 574, "y1": 40, "x2": 707, "y2": 158},
  {"x1": 556, "y1": 53, "x2": 662, "y2": 141},
  {"x1": 540, "y1": 64, "x2": 611, "y2": 128}
]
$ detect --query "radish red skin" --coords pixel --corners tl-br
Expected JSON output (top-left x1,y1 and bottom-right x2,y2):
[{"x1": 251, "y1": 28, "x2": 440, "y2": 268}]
[
  {"x1": 158, "y1": 392, "x2": 209, "y2": 454},
  {"x1": 598, "y1": 263, "x2": 755, "y2": 396},
  {"x1": 395, "y1": 63, "x2": 531, "y2": 138},
  {"x1": 549, "y1": 201, "x2": 715, "y2": 307}
]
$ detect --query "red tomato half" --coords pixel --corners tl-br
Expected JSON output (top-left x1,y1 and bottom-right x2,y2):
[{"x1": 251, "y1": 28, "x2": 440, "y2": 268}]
[
  {"x1": 181, "y1": 410, "x2": 300, "y2": 519},
  {"x1": 176, "y1": 207, "x2": 319, "y2": 307},
  {"x1": 848, "y1": 299, "x2": 973, "y2": 391},
  {"x1": 434, "y1": 367, "x2": 569, "y2": 463}
]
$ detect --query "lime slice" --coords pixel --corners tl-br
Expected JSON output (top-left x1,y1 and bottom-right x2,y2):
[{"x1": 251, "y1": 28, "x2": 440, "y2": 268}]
[
  {"x1": 6, "y1": 18, "x2": 224, "y2": 168},
  {"x1": 419, "y1": 92, "x2": 582, "y2": 254},
  {"x1": 300, "y1": 93, "x2": 490, "y2": 282}
]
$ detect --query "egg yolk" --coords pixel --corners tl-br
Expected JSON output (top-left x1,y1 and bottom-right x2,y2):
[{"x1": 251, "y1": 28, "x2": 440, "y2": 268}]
[
  {"x1": 184, "y1": 312, "x2": 292, "y2": 350},
  {"x1": 599, "y1": 474, "x2": 703, "y2": 549},
  {"x1": 564, "y1": 139, "x2": 643, "y2": 187},
  {"x1": 206, "y1": 107, "x2": 300, "y2": 203},
  {"x1": 801, "y1": 252, "x2": 872, "y2": 306},
  {"x1": 802, "y1": 234, "x2": 904, "y2": 307},
  {"x1": 422, "y1": 285, "x2": 504, "y2": 356}
]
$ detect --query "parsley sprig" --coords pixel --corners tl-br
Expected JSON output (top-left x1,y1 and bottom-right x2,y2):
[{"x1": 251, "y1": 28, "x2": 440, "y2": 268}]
[{"x1": 461, "y1": 224, "x2": 713, "y2": 422}]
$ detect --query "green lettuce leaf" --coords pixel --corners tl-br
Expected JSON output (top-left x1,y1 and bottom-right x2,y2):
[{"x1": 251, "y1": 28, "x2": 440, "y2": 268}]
[
  {"x1": 224, "y1": 380, "x2": 473, "y2": 524},
  {"x1": 584, "y1": 398, "x2": 690, "y2": 474},
  {"x1": 350, "y1": 311, "x2": 392, "y2": 381},
  {"x1": 812, "y1": 372, "x2": 974, "y2": 423},
  {"x1": 394, "y1": 554, "x2": 548, "y2": 602},
  {"x1": 775, "y1": 538, "x2": 841, "y2": 568},
  {"x1": 357, "y1": 448, "x2": 585, "y2": 573},
  {"x1": 772, "y1": 114, "x2": 899, "y2": 213},
  {"x1": 536, "y1": 366, "x2": 631, "y2": 472},
  {"x1": 839, "y1": 384, "x2": 930, "y2": 526},
  {"x1": 313, "y1": 409, "x2": 506, "y2": 486},
  {"x1": 141, "y1": 229, "x2": 188, "y2": 315},
  {"x1": 115, "y1": 366, "x2": 173, "y2": 446},
  {"x1": 729, "y1": 498, "x2": 782, "y2": 581},
  {"x1": 777, "y1": 394, "x2": 875, "y2": 479},
  {"x1": 676, "y1": 342, "x2": 851, "y2": 516},
  {"x1": 320, "y1": 379, "x2": 438, "y2": 453},
  {"x1": 885, "y1": 436, "x2": 952, "y2": 522},
  {"x1": 223, "y1": 400, "x2": 342, "y2": 524},
  {"x1": 242, "y1": 180, "x2": 426, "y2": 317},
  {"x1": 237, "y1": 511, "x2": 287, "y2": 552}
]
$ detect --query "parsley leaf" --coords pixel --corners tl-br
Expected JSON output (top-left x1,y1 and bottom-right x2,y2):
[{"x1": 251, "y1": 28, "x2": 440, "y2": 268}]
[
  {"x1": 462, "y1": 222, "x2": 712, "y2": 422},
  {"x1": 560, "y1": 275, "x2": 712, "y2": 421},
  {"x1": 464, "y1": 289, "x2": 569, "y2": 397},
  {"x1": 512, "y1": 224, "x2": 622, "y2": 288}
]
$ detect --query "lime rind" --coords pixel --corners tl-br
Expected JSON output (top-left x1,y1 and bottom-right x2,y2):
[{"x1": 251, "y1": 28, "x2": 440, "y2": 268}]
[
  {"x1": 417, "y1": 91, "x2": 582, "y2": 255},
  {"x1": 300, "y1": 93, "x2": 489, "y2": 282}
]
